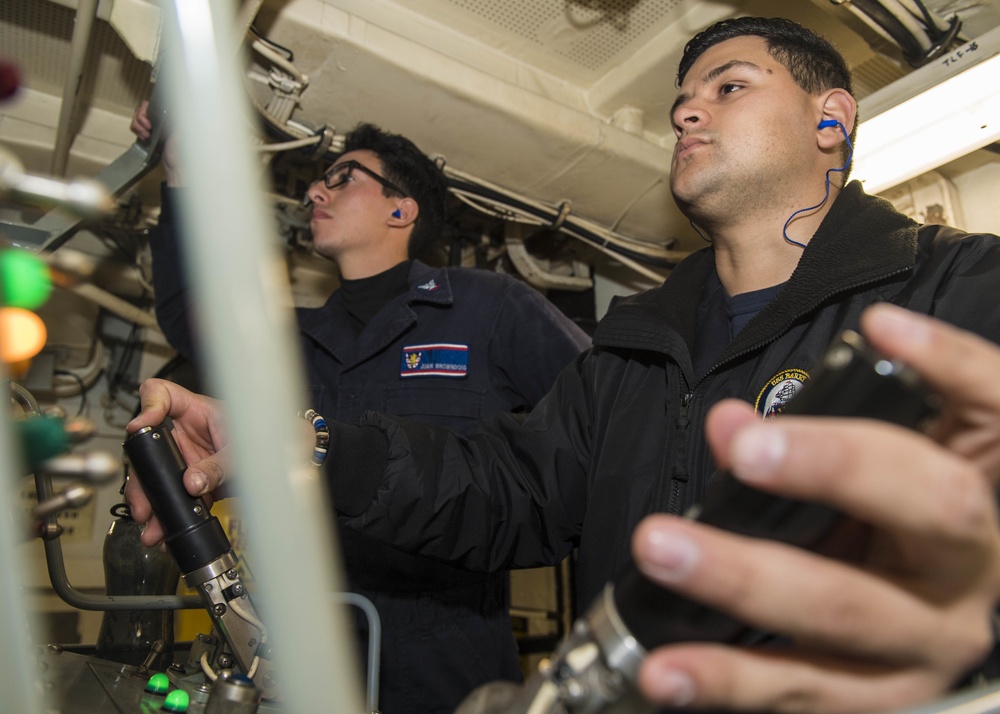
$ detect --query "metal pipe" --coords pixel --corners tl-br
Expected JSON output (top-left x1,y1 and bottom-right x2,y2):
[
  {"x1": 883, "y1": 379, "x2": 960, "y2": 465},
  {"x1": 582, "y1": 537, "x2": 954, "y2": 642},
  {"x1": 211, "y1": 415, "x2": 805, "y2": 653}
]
[
  {"x1": 159, "y1": 0, "x2": 364, "y2": 711},
  {"x1": 50, "y1": 0, "x2": 100, "y2": 177},
  {"x1": 334, "y1": 593, "x2": 382, "y2": 713},
  {"x1": 34, "y1": 471, "x2": 202, "y2": 611}
]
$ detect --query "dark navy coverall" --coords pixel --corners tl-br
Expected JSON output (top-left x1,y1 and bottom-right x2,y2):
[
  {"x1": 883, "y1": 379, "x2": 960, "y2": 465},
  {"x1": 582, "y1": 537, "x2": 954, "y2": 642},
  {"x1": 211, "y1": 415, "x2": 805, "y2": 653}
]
[{"x1": 150, "y1": 186, "x2": 591, "y2": 713}]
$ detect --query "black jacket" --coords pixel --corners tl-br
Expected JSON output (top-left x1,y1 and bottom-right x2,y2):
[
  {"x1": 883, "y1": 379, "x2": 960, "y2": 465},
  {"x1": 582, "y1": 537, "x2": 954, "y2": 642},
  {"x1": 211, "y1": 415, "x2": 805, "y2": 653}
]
[{"x1": 332, "y1": 181, "x2": 1000, "y2": 609}]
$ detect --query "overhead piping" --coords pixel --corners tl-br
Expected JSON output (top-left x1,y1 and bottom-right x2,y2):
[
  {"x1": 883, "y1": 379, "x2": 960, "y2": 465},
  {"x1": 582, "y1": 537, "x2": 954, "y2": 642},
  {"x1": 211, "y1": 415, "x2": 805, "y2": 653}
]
[
  {"x1": 836, "y1": 0, "x2": 962, "y2": 67},
  {"x1": 50, "y1": 0, "x2": 100, "y2": 176}
]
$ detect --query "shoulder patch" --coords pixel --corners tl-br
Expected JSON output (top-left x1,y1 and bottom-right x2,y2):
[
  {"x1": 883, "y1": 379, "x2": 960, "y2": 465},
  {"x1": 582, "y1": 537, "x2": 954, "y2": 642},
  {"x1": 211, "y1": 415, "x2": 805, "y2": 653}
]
[
  {"x1": 754, "y1": 369, "x2": 810, "y2": 419},
  {"x1": 401, "y1": 343, "x2": 469, "y2": 378}
]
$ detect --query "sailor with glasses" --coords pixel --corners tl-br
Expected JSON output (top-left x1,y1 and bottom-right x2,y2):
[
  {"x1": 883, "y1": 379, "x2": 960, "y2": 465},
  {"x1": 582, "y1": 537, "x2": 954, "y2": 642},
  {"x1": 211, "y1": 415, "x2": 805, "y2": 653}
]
[{"x1": 131, "y1": 106, "x2": 590, "y2": 714}]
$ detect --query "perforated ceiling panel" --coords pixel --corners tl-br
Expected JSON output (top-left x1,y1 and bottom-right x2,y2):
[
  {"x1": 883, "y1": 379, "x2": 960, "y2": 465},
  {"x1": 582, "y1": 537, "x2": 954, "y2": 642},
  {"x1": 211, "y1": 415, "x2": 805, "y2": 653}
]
[
  {"x1": 445, "y1": 0, "x2": 687, "y2": 73},
  {"x1": 850, "y1": 54, "x2": 908, "y2": 100},
  {"x1": 0, "y1": 0, "x2": 150, "y2": 113}
]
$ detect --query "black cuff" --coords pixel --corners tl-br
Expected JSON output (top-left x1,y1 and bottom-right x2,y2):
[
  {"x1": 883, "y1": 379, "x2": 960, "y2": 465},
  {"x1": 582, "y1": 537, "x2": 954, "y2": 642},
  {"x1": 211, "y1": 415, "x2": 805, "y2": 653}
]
[
  {"x1": 159, "y1": 183, "x2": 182, "y2": 224},
  {"x1": 324, "y1": 423, "x2": 389, "y2": 517}
]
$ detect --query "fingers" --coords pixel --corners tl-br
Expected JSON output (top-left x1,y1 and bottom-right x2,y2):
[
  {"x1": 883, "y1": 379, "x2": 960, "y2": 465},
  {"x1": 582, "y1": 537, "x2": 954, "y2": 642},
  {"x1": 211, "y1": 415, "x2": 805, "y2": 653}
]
[
  {"x1": 724, "y1": 417, "x2": 996, "y2": 561},
  {"x1": 861, "y1": 305, "x2": 1000, "y2": 478},
  {"x1": 130, "y1": 100, "x2": 151, "y2": 140},
  {"x1": 702, "y1": 407, "x2": 999, "y2": 638},
  {"x1": 631, "y1": 514, "x2": 992, "y2": 667},
  {"x1": 125, "y1": 378, "x2": 229, "y2": 544},
  {"x1": 124, "y1": 455, "x2": 222, "y2": 547},
  {"x1": 123, "y1": 475, "x2": 150, "y2": 523},
  {"x1": 628, "y1": 327, "x2": 1000, "y2": 712},
  {"x1": 861, "y1": 304, "x2": 1000, "y2": 408},
  {"x1": 638, "y1": 642, "x2": 947, "y2": 713},
  {"x1": 703, "y1": 400, "x2": 758, "y2": 472},
  {"x1": 632, "y1": 509, "x2": 995, "y2": 714},
  {"x1": 124, "y1": 475, "x2": 167, "y2": 547}
]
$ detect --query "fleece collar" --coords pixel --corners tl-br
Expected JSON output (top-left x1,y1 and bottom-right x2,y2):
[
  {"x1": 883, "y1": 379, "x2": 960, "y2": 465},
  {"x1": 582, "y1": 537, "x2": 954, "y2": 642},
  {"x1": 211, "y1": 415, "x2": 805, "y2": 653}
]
[{"x1": 593, "y1": 181, "x2": 919, "y2": 361}]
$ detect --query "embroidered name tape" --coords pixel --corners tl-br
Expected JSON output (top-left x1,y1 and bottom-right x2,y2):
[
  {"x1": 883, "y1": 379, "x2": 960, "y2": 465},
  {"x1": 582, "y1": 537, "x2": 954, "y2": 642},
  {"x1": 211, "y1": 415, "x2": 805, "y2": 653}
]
[{"x1": 401, "y1": 343, "x2": 469, "y2": 378}]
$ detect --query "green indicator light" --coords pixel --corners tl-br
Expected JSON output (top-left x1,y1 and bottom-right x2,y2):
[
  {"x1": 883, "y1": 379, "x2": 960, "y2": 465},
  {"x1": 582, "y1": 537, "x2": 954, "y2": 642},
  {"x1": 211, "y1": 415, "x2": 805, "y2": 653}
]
[
  {"x1": 0, "y1": 249, "x2": 51, "y2": 310},
  {"x1": 145, "y1": 672, "x2": 171, "y2": 694},
  {"x1": 163, "y1": 689, "x2": 190, "y2": 712}
]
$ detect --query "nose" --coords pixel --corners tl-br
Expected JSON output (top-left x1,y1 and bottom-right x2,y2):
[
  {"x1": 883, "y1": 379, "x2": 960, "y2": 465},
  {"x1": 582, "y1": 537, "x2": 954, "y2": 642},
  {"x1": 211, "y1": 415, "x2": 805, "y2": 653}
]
[
  {"x1": 306, "y1": 180, "x2": 327, "y2": 206},
  {"x1": 672, "y1": 100, "x2": 707, "y2": 137}
]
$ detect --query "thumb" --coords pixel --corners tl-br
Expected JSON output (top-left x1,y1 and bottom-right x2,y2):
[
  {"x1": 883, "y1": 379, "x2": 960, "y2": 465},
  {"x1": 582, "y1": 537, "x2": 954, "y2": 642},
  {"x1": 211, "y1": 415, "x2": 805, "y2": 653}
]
[
  {"x1": 127, "y1": 379, "x2": 174, "y2": 434},
  {"x1": 183, "y1": 451, "x2": 229, "y2": 498}
]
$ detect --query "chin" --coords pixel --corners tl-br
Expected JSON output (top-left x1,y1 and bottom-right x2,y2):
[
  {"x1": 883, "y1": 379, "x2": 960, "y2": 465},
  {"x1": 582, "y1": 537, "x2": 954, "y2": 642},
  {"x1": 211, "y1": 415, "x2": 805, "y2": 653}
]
[{"x1": 669, "y1": 180, "x2": 700, "y2": 212}]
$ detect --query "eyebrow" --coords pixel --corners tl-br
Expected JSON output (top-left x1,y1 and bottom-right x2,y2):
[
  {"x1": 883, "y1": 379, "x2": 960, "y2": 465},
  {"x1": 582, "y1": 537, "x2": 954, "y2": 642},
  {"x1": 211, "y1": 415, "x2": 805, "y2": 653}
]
[{"x1": 670, "y1": 59, "x2": 765, "y2": 118}]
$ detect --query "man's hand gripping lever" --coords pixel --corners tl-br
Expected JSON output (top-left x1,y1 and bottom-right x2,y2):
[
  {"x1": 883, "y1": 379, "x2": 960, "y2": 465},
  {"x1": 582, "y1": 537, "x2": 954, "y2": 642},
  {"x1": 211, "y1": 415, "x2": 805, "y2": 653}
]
[
  {"x1": 458, "y1": 330, "x2": 942, "y2": 714},
  {"x1": 123, "y1": 425, "x2": 278, "y2": 700}
]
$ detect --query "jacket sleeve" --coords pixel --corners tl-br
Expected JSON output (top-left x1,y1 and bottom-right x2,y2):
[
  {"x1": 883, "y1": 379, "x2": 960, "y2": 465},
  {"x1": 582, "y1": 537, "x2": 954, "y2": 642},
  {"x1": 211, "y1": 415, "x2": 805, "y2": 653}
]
[
  {"x1": 922, "y1": 229, "x2": 1000, "y2": 342},
  {"x1": 329, "y1": 348, "x2": 597, "y2": 572},
  {"x1": 149, "y1": 184, "x2": 200, "y2": 362},
  {"x1": 487, "y1": 279, "x2": 591, "y2": 408}
]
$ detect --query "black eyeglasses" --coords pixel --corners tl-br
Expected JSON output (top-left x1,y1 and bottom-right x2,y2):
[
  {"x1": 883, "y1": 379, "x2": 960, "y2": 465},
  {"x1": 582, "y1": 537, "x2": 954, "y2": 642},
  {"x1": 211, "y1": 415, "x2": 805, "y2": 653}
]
[{"x1": 317, "y1": 159, "x2": 409, "y2": 197}]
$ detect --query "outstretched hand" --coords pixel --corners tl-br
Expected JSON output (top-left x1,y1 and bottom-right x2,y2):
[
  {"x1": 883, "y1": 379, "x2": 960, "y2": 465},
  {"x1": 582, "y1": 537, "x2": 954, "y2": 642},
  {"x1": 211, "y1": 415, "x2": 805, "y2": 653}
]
[
  {"x1": 631, "y1": 303, "x2": 1000, "y2": 712},
  {"x1": 124, "y1": 378, "x2": 230, "y2": 547}
]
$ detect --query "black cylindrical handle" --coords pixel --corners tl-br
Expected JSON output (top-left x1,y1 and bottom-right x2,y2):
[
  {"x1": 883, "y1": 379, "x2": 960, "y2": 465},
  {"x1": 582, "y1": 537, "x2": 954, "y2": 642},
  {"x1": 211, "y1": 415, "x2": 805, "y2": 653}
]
[{"x1": 123, "y1": 424, "x2": 232, "y2": 574}]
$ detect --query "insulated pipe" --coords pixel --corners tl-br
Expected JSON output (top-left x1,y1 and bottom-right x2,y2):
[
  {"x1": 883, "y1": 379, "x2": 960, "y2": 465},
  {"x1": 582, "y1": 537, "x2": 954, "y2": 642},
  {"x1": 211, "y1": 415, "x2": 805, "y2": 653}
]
[
  {"x1": 50, "y1": 0, "x2": 99, "y2": 177},
  {"x1": 159, "y1": 1, "x2": 364, "y2": 712},
  {"x1": 878, "y1": 0, "x2": 934, "y2": 49},
  {"x1": 0, "y1": 365, "x2": 42, "y2": 714},
  {"x1": 251, "y1": 39, "x2": 308, "y2": 84},
  {"x1": 897, "y1": 0, "x2": 952, "y2": 34},
  {"x1": 67, "y1": 282, "x2": 160, "y2": 329},
  {"x1": 853, "y1": 0, "x2": 931, "y2": 61}
]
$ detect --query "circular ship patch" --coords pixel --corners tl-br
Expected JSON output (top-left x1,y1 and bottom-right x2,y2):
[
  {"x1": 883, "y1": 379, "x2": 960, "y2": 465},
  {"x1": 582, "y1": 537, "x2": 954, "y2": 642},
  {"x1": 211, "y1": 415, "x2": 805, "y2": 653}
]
[{"x1": 755, "y1": 369, "x2": 810, "y2": 419}]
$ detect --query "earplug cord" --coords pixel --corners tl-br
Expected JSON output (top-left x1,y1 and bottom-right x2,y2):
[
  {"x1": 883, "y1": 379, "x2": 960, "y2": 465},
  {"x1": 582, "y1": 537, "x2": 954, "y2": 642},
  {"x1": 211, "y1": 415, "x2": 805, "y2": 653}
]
[{"x1": 783, "y1": 122, "x2": 854, "y2": 249}]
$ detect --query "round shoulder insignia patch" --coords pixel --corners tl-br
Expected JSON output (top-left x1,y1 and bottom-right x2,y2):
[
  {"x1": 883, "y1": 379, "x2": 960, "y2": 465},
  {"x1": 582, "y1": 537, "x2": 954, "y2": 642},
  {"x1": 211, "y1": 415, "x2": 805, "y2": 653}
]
[{"x1": 754, "y1": 369, "x2": 810, "y2": 419}]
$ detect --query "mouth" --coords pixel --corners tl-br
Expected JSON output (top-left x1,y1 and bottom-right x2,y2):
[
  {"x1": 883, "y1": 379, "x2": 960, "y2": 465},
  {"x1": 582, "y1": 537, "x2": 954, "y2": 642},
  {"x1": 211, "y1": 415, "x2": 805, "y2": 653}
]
[
  {"x1": 311, "y1": 209, "x2": 331, "y2": 221},
  {"x1": 675, "y1": 135, "x2": 709, "y2": 160}
]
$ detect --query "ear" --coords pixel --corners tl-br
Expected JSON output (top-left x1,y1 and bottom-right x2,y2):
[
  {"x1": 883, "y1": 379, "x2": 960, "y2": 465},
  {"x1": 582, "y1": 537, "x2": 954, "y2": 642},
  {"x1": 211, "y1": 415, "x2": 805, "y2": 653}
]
[
  {"x1": 816, "y1": 88, "x2": 857, "y2": 150},
  {"x1": 388, "y1": 197, "x2": 419, "y2": 228}
]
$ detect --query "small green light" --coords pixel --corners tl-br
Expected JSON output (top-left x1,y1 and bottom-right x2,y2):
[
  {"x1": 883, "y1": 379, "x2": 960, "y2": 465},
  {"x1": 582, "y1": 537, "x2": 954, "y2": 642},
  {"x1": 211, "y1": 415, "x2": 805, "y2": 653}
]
[
  {"x1": 0, "y1": 249, "x2": 51, "y2": 310},
  {"x1": 144, "y1": 672, "x2": 171, "y2": 695},
  {"x1": 163, "y1": 688, "x2": 190, "y2": 712}
]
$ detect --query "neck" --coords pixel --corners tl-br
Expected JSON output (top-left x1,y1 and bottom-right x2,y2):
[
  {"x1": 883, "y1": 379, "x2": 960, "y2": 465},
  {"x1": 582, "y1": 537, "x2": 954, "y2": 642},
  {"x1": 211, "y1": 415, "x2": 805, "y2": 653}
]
[
  {"x1": 701, "y1": 183, "x2": 842, "y2": 295},
  {"x1": 334, "y1": 246, "x2": 411, "y2": 281},
  {"x1": 340, "y1": 259, "x2": 411, "y2": 286},
  {"x1": 712, "y1": 237, "x2": 799, "y2": 295}
]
